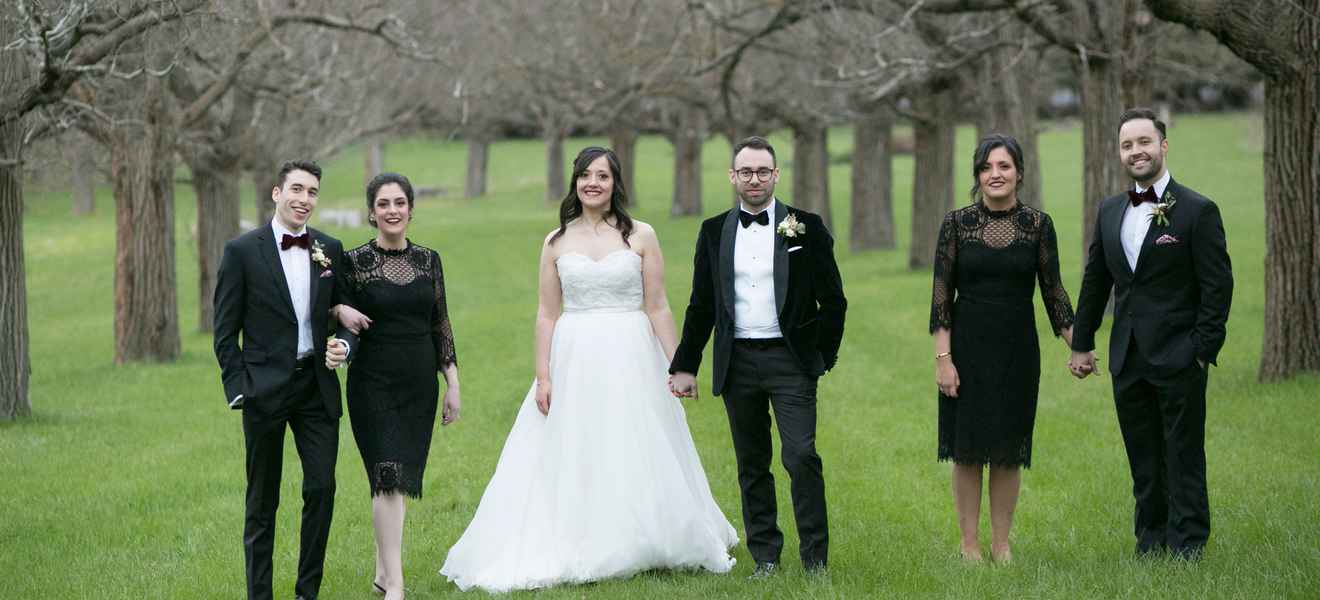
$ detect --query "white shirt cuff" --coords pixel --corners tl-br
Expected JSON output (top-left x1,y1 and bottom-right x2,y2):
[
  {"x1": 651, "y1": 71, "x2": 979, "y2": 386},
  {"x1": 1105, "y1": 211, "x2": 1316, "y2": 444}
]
[{"x1": 229, "y1": 394, "x2": 244, "y2": 408}]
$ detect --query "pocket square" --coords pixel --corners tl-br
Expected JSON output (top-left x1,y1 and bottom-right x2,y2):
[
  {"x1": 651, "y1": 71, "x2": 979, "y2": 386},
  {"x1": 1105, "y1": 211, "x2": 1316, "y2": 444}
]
[
  {"x1": 787, "y1": 246, "x2": 804, "y2": 253},
  {"x1": 319, "y1": 270, "x2": 334, "y2": 278},
  {"x1": 1154, "y1": 234, "x2": 1180, "y2": 246}
]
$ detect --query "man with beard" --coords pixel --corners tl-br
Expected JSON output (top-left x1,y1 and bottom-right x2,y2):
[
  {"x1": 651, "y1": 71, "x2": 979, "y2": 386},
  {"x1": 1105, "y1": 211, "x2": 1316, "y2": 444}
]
[
  {"x1": 669, "y1": 136, "x2": 847, "y2": 577},
  {"x1": 1068, "y1": 108, "x2": 1233, "y2": 559}
]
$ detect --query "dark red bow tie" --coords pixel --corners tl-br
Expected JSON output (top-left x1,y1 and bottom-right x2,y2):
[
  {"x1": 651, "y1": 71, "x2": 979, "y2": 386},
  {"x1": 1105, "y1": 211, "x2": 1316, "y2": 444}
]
[
  {"x1": 281, "y1": 233, "x2": 310, "y2": 250},
  {"x1": 1127, "y1": 187, "x2": 1158, "y2": 207}
]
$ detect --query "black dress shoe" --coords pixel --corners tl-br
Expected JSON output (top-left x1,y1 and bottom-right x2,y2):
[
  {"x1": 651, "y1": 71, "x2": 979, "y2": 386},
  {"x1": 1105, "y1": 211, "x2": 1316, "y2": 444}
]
[{"x1": 749, "y1": 561, "x2": 778, "y2": 580}]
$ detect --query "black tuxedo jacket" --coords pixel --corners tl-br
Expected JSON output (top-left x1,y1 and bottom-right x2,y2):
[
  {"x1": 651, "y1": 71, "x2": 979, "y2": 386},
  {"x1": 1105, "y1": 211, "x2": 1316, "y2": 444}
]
[
  {"x1": 1071, "y1": 179, "x2": 1233, "y2": 377},
  {"x1": 213, "y1": 224, "x2": 354, "y2": 418},
  {"x1": 670, "y1": 201, "x2": 847, "y2": 396}
]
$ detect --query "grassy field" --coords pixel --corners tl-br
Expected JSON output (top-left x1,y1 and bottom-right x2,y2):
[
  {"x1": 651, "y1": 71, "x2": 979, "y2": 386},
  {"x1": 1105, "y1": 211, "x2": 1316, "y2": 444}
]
[{"x1": 2, "y1": 113, "x2": 1317, "y2": 599}]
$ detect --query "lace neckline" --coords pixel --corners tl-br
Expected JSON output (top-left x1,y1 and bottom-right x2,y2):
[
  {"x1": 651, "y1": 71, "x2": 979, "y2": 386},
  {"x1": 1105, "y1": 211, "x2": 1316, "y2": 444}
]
[
  {"x1": 370, "y1": 238, "x2": 411, "y2": 256},
  {"x1": 977, "y1": 200, "x2": 1021, "y2": 218}
]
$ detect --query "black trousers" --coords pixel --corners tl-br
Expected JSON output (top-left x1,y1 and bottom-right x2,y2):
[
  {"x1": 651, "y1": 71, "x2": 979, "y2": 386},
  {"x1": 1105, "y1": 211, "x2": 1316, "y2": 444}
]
[
  {"x1": 1112, "y1": 345, "x2": 1210, "y2": 558},
  {"x1": 242, "y1": 362, "x2": 340, "y2": 600},
  {"x1": 721, "y1": 339, "x2": 828, "y2": 567}
]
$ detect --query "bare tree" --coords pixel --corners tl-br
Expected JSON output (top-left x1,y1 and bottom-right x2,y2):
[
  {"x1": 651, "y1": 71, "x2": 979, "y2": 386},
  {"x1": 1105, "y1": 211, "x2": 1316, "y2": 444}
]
[{"x1": 1144, "y1": 0, "x2": 1319, "y2": 381}]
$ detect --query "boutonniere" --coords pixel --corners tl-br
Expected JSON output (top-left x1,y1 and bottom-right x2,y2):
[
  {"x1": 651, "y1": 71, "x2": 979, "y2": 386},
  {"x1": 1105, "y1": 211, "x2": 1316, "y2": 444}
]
[
  {"x1": 776, "y1": 213, "x2": 806, "y2": 238},
  {"x1": 310, "y1": 240, "x2": 332, "y2": 269},
  {"x1": 1149, "y1": 190, "x2": 1177, "y2": 227}
]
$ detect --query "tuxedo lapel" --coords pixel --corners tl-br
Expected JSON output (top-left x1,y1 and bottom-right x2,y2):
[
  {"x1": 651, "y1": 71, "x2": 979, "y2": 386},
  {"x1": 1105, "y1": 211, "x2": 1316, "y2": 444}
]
[
  {"x1": 257, "y1": 224, "x2": 297, "y2": 322},
  {"x1": 1108, "y1": 198, "x2": 1135, "y2": 280},
  {"x1": 307, "y1": 230, "x2": 322, "y2": 317},
  {"x1": 719, "y1": 209, "x2": 738, "y2": 317},
  {"x1": 772, "y1": 202, "x2": 788, "y2": 316}
]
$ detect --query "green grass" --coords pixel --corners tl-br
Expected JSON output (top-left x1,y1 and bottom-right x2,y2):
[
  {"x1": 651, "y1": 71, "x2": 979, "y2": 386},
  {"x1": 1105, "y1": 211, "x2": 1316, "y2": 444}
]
[{"x1": 3, "y1": 113, "x2": 1317, "y2": 598}]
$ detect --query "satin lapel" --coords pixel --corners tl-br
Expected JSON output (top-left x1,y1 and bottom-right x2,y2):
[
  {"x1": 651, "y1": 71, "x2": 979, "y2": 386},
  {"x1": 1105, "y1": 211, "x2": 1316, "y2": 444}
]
[
  {"x1": 307, "y1": 230, "x2": 322, "y2": 318},
  {"x1": 719, "y1": 209, "x2": 738, "y2": 317},
  {"x1": 258, "y1": 224, "x2": 297, "y2": 322},
  {"x1": 773, "y1": 202, "x2": 788, "y2": 316},
  {"x1": 1108, "y1": 198, "x2": 1135, "y2": 280}
]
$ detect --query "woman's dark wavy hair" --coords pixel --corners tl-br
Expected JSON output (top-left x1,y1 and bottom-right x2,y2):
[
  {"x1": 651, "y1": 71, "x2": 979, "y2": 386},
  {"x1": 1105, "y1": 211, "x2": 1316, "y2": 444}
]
[
  {"x1": 969, "y1": 133, "x2": 1025, "y2": 202},
  {"x1": 548, "y1": 146, "x2": 634, "y2": 246},
  {"x1": 365, "y1": 172, "x2": 415, "y2": 228}
]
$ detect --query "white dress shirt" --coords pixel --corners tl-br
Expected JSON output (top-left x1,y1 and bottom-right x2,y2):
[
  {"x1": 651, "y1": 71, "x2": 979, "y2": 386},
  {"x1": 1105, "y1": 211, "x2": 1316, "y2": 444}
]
[
  {"x1": 733, "y1": 199, "x2": 783, "y2": 339},
  {"x1": 1120, "y1": 170, "x2": 1171, "y2": 272},
  {"x1": 271, "y1": 218, "x2": 314, "y2": 358}
]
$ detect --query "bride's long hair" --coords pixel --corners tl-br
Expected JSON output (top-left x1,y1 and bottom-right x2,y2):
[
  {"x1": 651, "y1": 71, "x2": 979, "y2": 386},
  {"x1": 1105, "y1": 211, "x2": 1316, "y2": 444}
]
[{"x1": 549, "y1": 146, "x2": 635, "y2": 246}]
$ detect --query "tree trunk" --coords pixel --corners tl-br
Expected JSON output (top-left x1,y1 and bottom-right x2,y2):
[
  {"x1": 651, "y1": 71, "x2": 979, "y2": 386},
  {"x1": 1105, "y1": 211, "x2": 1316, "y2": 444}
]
[
  {"x1": 1259, "y1": 72, "x2": 1320, "y2": 380},
  {"x1": 1077, "y1": 56, "x2": 1127, "y2": 259},
  {"x1": 851, "y1": 110, "x2": 895, "y2": 251},
  {"x1": 792, "y1": 124, "x2": 832, "y2": 231},
  {"x1": 909, "y1": 82, "x2": 958, "y2": 270},
  {"x1": 670, "y1": 124, "x2": 704, "y2": 217},
  {"x1": 975, "y1": 30, "x2": 1043, "y2": 208},
  {"x1": 0, "y1": 120, "x2": 30, "y2": 419},
  {"x1": 110, "y1": 77, "x2": 180, "y2": 363},
  {"x1": 365, "y1": 140, "x2": 384, "y2": 184},
  {"x1": 609, "y1": 128, "x2": 639, "y2": 205},
  {"x1": 1120, "y1": 0, "x2": 1156, "y2": 108},
  {"x1": 71, "y1": 141, "x2": 97, "y2": 216},
  {"x1": 464, "y1": 135, "x2": 490, "y2": 199},
  {"x1": 545, "y1": 130, "x2": 565, "y2": 204},
  {"x1": 192, "y1": 159, "x2": 241, "y2": 333},
  {"x1": 1144, "y1": 0, "x2": 1320, "y2": 379},
  {"x1": 253, "y1": 169, "x2": 275, "y2": 225}
]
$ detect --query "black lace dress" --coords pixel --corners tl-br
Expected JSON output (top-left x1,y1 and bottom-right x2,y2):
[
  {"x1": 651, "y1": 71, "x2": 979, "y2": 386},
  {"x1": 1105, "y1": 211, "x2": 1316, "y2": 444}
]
[
  {"x1": 929, "y1": 202, "x2": 1074, "y2": 468},
  {"x1": 340, "y1": 240, "x2": 457, "y2": 497}
]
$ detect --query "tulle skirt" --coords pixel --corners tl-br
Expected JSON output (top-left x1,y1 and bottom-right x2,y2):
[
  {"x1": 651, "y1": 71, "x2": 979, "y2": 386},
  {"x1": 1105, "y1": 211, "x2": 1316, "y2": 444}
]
[{"x1": 439, "y1": 309, "x2": 738, "y2": 592}]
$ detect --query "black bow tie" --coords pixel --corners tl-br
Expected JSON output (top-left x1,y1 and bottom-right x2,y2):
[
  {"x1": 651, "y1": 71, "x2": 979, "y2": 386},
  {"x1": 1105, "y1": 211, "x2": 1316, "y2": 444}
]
[
  {"x1": 739, "y1": 210, "x2": 770, "y2": 228},
  {"x1": 1127, "y1": 187, "x2": 1158, "y2": 207},
  {"x1": 281, "y1": 233, "x2": 310, "y2": 250}
]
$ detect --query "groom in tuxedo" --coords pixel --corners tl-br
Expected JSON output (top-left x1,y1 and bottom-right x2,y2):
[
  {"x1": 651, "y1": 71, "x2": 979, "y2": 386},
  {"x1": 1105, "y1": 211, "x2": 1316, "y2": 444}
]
[
  {"x1": 1069, "y1": 108, "x2": 1233, "y2": 559},
  {"x1": 213, "y1": 160, "x2": 354, "y2": 599},
  {"x1": 670, "y1": 136, "x2": 847, "y2": 576}
]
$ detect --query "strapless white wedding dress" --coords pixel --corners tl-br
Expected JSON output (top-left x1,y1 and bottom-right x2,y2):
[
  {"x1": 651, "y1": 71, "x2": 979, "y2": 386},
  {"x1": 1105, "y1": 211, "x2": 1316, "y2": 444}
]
[{"x1": 439, "y1": 249, "x2": 737, "y2": 592}]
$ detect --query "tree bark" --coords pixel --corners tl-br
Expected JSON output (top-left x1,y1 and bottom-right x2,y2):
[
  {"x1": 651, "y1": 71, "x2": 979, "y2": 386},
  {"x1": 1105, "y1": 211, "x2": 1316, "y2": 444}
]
[
  {"x1": 851, "y1": 110, "x2": 895, "y2": 251},
  {"x1": 110, "y1": 76, "x2": 180, "y2": 363},
  {"x1": 0, "y1": 120, "x2": 30, "y2": 419},
  {"x1": 1145, "y1": 0, "x2": 1320, "y2": 380},
  {"x1": 792, "y1": 124, "x2": 832, "y2": 231},
  {"x1": 253, "y1": 169, "x2": 275, "y2": 225},
  {"x1": 909, "y1": 82, "x2": 958, "y2": 270},
  {"x1": 365, "y1": 140, "x2": 384, "y2": 185},
  {"x1": 974, "y1": 29, "x2": 1043, "y2": 208},
  {"x1": 670, "y1": 122, "x2": 704, "y2": 217},
  {"x1": 1077, "y1": 56, "x2": 1127, "y2": 259},
  {"x1": 464, "y1": 135, "x2": 490, "y2": 199},
  {"x1": 191, "y1": 159, "x2": 241, "y2": 333},
  {"x1": 1120, "y1": 0, "x2": 1156, "y2": 108},
  {"x1": 545, "y1": 130, "x2": 565, "y2": 204},
  {"x1": 609, "y1": 128, "x2": 639, "y2": 205},
  {"x1": 71, "y1": 141, "x2": 97, "y2": 216}
]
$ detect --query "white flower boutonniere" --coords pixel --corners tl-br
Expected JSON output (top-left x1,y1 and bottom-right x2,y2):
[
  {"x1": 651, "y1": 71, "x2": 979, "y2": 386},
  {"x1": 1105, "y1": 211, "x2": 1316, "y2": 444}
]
[
  {"x1": 311, "y1": 240, "x2": 332, "y2": 269},
  {"x1": 1149, "y1": 190, "x2": 1177, "y2": 228},
  {"x1": 776, "y1": 213, "x2": 806, "y2": 238}
]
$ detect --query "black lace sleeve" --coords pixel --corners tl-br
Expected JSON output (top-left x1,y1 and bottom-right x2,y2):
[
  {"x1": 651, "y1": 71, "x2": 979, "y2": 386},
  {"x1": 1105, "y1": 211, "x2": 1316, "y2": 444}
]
[
  {"x1": 430, "y1": 249, "x2": 457, "y2": 370},
  {"x1": 929, "y1": 211, "x2": 958, "y2": 333},
  {"x1": 1036, "y1": 213, "x2": 1075, "y2": 335}
]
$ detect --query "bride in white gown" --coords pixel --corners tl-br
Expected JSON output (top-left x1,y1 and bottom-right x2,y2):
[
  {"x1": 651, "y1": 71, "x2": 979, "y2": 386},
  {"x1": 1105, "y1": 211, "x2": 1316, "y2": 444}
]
[{"x1": 440, "y1": 147, "x2": 737, "y2": 593}]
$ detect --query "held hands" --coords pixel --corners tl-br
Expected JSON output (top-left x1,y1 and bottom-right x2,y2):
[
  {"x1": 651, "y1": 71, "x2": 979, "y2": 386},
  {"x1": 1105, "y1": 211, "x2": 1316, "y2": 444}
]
[
  {"x1": 441, "y1": 386, "x2": 461, "y2": 426},
  {"x1": 936, "y1": 356, "x2": 959, "y2": 397},
  {"x1": 1068, "y1": 350, "x2": 1098, "y2": 379},
  {"x1": 325, "y1": 338, "x2": 348, "y2": 369},
  {"x1": 535, "y1": 378, "x2": 552, "y2": 415},
  {"x1": 669, "y1": 372, "x2": 697, "y2": 400},
  {"x1": 333, "y1": 304, "x2": 373, "y2": 334}
]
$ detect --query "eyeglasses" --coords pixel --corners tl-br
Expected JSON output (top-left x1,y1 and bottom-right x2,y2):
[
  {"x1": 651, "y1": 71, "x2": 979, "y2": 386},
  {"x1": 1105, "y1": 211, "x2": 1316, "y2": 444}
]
[{"x1": 735, "y1": 168, "x2": 774, "y2": 183}]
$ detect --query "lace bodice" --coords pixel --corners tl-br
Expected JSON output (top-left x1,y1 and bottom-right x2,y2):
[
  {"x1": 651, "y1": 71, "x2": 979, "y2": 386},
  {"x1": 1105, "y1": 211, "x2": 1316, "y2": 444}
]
[
  {"x1": 929, "y1": 202, "x2": 1074, "y2": 335},
  {"x1": 555, "y1": 249, "x2": 644, "y2": 313},
  {"x1": 341, "y1": 239, "x2": 457, "y2": 369}
]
